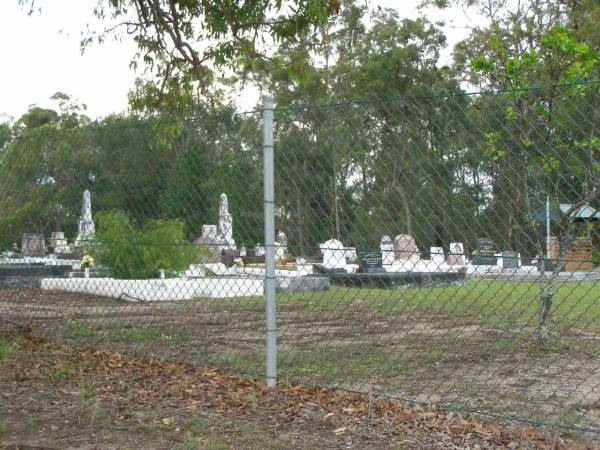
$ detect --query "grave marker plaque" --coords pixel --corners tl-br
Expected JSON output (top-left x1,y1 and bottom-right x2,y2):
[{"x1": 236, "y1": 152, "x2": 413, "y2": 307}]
[
  {"x1": 472, "y1": 238, "x2": 497, "y2": 265},
  {"x1": 359, "y1": 252, "x2": 385, "y2": 273}
]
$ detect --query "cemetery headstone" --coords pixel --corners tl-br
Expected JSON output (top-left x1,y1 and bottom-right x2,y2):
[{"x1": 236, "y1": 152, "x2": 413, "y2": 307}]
[
  {"x1": 345, "y1": 247, "x2": 358, "y2": 263},
  {"x1": 472, "y1": 238, "x2": 497, "y2": 265},
  {"x1": 275, "y1": 231, "x2": 288, "y2": 262},
  {"x1": 22, "y1": 233, "x2": 46, "y2": 257},
  {"x1": 501, "y1": 251, "x2": 520, "y2": 270},
  {"x1": 239, "y1": 245, "x2": 247, "y2": 257},
  {"x1": 380, "y1": 235, "x2": 395, "y2": 266},
  {"x1": 220, "y1": 248, "x2": 240, "y2": 267},
  {"x1": 430, "y1": 247, "x2": 445, "y2": 266},
  {"x1": 217, "y1": 193, "x2": 236, "y2": 251},
  {"x1": 276, "y1": 231, "x2": 288, "y2": 248},
  {"x1": 255, "y1": 244, "x2": 265, "y2": 257},
  {"x1": 194, "y1": 224, "x2": 220, "y2": 262},
  {"x1": 49, "y1": 232, "x2": 70, "y2": 254},
  {"x1": 447, "y1": 243, "x2": 466, "y2": 266},
  {"x1": 393, "y1": 234, "x2": 420, "y2": 260},
  {"x1": 318, "y1": 239, "x2": 347, "y2": 271},
  {"x1": 359, "y1": 252, "x2": 385, "y2": 273},
  {"x1": 76, "y1": 190, "x2": 95, "y2": 244},
  {"x1": 275, "y1": 244, "x2": 286, "y2": 262}
]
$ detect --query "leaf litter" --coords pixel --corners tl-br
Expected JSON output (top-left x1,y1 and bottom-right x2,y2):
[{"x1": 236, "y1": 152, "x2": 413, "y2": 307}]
[{"x1": 0, "y1": 333, "x2": 596, "y2": 449}]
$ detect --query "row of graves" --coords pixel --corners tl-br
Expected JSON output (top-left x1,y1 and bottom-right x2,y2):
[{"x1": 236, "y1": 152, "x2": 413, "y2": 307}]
[
  {"x1": 24, "y1": 192, "x2": 329, "y2": 300},
  {"x1": 0, "y1": 191, "x2": 95, "y2": 287},
  {"x1": 4, "y1": 190, "x2": 594, "y2": 299}
]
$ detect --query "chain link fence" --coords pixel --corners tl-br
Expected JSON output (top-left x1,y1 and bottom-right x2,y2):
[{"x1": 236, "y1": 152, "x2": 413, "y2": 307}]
[{"x1": 1, "y1": 81, "x2": 599, "y2": 435}]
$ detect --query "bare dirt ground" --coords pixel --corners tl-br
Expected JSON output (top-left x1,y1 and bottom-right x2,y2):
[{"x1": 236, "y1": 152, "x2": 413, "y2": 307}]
[
  {"x1": 1, "y1": 287, "x2": 600, "y2": 445},
  {"x1": 0, "y1": 333, "x2": 595, "y2": 449}
]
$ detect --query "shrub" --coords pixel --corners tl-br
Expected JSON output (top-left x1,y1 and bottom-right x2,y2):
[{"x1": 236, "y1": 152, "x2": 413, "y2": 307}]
[{"x1": 90, "y1": 210, "x2": 206, "y2": 279}]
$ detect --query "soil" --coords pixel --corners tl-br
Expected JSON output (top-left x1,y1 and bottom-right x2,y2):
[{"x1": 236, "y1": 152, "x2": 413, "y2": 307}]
[{"x1": 0, "y1": 334, "x2": 594, "y2": 450}]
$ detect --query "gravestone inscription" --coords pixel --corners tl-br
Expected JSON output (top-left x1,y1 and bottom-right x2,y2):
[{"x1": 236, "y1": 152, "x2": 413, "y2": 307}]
[
  {"x1": 472, "y1": 238, "x2": 497, "y2": 265},
  {"x1": 359, "y1": 252, "x2": 385, "y2": 273}
]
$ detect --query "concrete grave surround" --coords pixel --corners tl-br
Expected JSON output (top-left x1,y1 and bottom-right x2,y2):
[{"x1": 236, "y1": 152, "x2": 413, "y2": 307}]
[
  {"x1": 320, "y1": 239, "x2": 347, "y2": 269},
  {"x1": 41, "y1": 277, "x2": 262, "y2": 301}
]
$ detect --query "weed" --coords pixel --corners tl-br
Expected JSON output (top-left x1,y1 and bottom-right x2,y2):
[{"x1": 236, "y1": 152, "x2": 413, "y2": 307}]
[
  {"x1": 25, "y1": 418, "x2": 38, "y2": 429},
  {"x1": 0, "y1": 337, "x2": 17, "y2": 360},
  {"x1": 81, "y1": 382, "x2": 96, "y2": 400}
]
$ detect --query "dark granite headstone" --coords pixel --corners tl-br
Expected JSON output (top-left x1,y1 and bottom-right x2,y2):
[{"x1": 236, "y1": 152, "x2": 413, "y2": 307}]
[
  {"x1": 502, "y1": 251, "x2": 519, "y2": 269},
  {"x1": 220, "y1": 249, "x2": 240, "y2": 267},
  {"x1": 359, "y1": 252, "x2": 385, "y2": 273},
  {"x1": 472, "y1": 238, "x2": 497, "y2": 265}
]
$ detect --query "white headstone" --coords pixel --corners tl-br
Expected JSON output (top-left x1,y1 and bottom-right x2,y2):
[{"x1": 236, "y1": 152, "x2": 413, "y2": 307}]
[
  {"x1": 202, "y1": 224, "x2": 218, "y2": 240},
  {"x1": 447, "y1": 242, "x2": 465, "y2": 266},
  {"x1": 276, "y1": 231, "x2": 288, "y2": 248},
  {"x1": 51, "y1": 232, "x2": 71, "y2": 254},
  {"x1": 430, "y1": 247, "x2": 445, "y2": 266},
  {"x1": 275, "y1": 231, "x2": 287, "y2": 262},
  {"x1": 320, "y1": 239, "x2": 346, "y2": 269},
  {"x1": 380, "y1": 235, "x2": 395, "y2": 266},
  {"x1": 240, "y1": 245, "x2": 247, "y2": 257},
  {"x1": 76, "y1": 190, "x2": 95, "y2": 243},
  {"x1": 344, "y1": 247, "x2": 358, "y2": 263},
  {"x1": 194, "y1": 224, "x2": 220, "y2": 262},
  {"x1": 217, "y1": 193, "x2": 235, "y2": 251},
  {"x1": 255, "y1": 244, "x2": 265, "y2": 257}
]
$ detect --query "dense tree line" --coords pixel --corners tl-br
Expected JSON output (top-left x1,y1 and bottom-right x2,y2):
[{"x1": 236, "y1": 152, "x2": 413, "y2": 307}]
[{"x1": 1, "y1": 0, "x2": 598, "y2": 258}]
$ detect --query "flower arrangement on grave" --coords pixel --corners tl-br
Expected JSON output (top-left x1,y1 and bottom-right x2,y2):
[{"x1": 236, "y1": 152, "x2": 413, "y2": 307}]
[
  {"x1": 81, "y1": 255, "x2": 94, "y2": 269},
  {"x1": 233, "y1": 257, "x2": 244, "y2": 267}
]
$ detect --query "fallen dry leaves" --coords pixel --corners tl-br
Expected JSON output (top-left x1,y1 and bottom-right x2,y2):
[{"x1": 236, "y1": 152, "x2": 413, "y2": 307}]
[{"x1": 0, "y1": 334, "x2": 595, "y2": 449}]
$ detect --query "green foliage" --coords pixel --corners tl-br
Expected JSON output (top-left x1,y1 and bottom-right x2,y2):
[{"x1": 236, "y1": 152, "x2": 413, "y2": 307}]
[{"x1": 91, "y1": 211, "x2": 206, "y2": 279}]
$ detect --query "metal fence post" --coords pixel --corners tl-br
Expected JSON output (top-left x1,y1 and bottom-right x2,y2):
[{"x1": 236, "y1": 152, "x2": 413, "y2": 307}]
[{"x1": 262, "y1": 95, "x2": 277, "y2": 388}]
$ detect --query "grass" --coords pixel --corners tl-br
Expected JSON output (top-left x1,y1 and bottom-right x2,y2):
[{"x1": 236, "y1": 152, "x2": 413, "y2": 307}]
[
  {"x1": 9, "y1": 278, "x2": 598, "y2": 432},
  {"x1": 277, "y1": 279, "x2": 600, "y2": 331},
  {"x1": 179, "y1": 415, "x2": 288, "y2": 450},
  {"x1": 81, "y1": 382, "x2": 97, "y2": 400},
  {"x1": 0, "y1": 337, "x2": 17, "y2": 360}
]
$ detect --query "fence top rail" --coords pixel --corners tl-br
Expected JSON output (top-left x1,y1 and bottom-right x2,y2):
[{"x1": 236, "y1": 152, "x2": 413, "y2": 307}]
[{"x1": 273, "y1": 79, "x2": 600, "y2": 113}]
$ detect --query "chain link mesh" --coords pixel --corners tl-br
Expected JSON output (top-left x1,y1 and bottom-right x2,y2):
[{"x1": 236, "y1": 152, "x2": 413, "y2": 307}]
[{"x1": 1, "y1": 81, "x2": 599, "y2": 434}]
